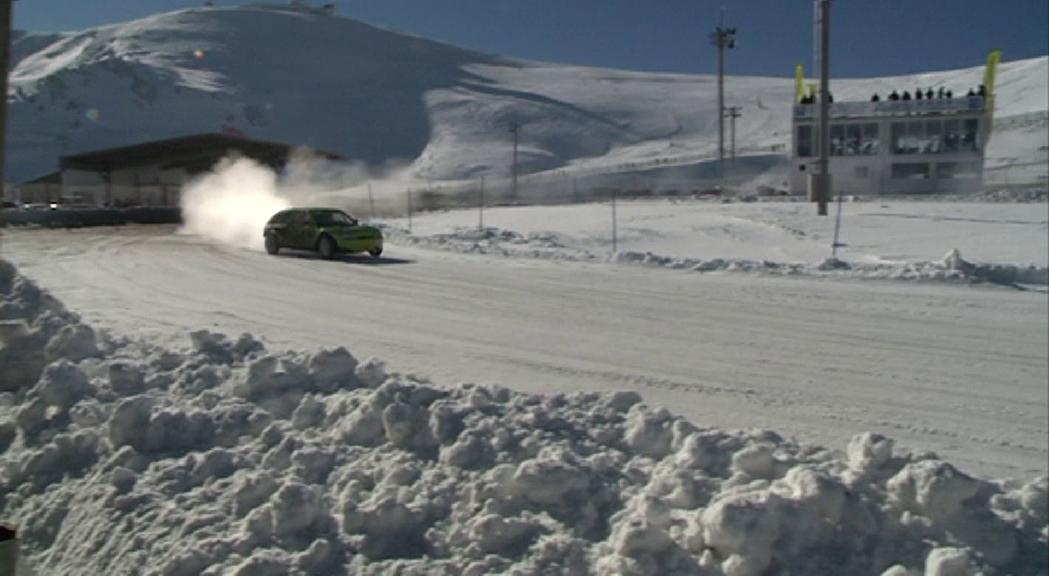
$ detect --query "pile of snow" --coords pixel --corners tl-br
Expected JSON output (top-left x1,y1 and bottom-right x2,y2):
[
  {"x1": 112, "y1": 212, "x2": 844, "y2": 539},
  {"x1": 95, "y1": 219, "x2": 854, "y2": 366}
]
[
  {"x1": 384, "y1": 224, "x2": 1049, "y2": 286},
  {"x1": 1, "y1": 258, "x2": 1047, "y2": 576}
]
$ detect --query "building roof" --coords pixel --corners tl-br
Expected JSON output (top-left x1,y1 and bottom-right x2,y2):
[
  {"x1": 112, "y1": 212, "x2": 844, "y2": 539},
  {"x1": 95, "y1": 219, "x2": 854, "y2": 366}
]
[
  {"x1": 60, "y1": 133, "x2": 343, "y2": 173},
  {"x1": 794, "y1": 97, "x2": 986, "y2": 121},
  {"x1": 18, "y1": 170, "x2": 62, "y2": 186}
]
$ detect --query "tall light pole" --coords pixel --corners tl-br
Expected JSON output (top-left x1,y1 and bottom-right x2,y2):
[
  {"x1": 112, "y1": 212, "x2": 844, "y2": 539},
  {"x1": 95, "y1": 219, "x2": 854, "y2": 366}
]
[
  {"x1": 509, "y1": 120, "x2": 520, "y2": 201},
  {"x1": 724, "y1": 105, "x2": 741, "y2": 167},
  {"x1": 0, "y1": 0, "x2": 12, "y2": 237},
  {"x1": 816, "y1": 0, "x2": 831, "y2": 216},
  {"x1": 709, "y1": 14, "x2": 737, "y2": 183}
]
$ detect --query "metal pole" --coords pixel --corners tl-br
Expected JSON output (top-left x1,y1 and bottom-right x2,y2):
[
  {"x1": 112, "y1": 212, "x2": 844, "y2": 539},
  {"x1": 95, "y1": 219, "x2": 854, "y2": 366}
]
[
  {"x1": 510, "y1": 121, "x2": 520, "y2": 201},
  {"x1": 725, "y1": 106, "x2": 741, "y2": 166},
  {"x1": 709, "y1": 19, "x2": 736, "y2": 187},
  {"x1": 611, "y1": 188, "x2": 617, "y2": 253},
  {"x1": 831, "y1": 190, "x2": 844, "y2": 259},
  {"x1": 367, "y1": 182, "x2": 375, "y2": 219},
  {"x1": 478, "y1": 176, "x2": 485, "y2": 231},
  {"x1": 717, "y1": 41, "x2": 724, "y2": 181},
  {"x1": 407, "y1": 190, "x2": 413, "y2": 232},
  {"x1": 817, "y1": 0, "x2": 831, "y2": 216},
  {"x1": 0, "y1": 0, "x2": 11, "y2": 244}
]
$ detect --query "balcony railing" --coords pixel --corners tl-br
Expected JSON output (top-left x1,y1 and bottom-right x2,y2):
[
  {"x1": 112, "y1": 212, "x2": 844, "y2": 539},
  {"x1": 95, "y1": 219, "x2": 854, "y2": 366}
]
[{"x1": 794, "y1": 97, "x2": 985, "y2": 120}]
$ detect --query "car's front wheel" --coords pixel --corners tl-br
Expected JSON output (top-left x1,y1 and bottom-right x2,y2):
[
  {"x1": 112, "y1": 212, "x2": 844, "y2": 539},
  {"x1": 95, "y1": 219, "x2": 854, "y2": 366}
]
[
  {"x1": 318, "y1": 235, "x2": 337, "y2": 260},
  {"x1": 264, "y1": 234, "x2": 279, "y2": 255},
  {"x1": 368, "y1": 247, "x2": 383, "y2": 258}
]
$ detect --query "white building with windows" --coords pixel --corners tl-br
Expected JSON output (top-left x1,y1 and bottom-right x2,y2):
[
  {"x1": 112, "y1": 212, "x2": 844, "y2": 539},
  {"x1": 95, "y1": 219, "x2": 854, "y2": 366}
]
[{"x1": 790, "y1": 94, "x2": 991, "y2": 196}]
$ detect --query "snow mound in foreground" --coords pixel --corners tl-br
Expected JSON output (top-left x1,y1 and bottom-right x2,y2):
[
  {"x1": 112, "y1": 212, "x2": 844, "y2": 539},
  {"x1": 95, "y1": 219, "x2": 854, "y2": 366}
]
[{"x1": 0, "y1": 259, "x2": 1046, "y2": 576}]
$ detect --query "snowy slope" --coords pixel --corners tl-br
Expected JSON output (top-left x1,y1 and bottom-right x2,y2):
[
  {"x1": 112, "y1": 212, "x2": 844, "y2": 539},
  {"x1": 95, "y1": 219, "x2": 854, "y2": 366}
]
[{"x1": 6, "y1": 4, "x2": 1048, "y2": 185}]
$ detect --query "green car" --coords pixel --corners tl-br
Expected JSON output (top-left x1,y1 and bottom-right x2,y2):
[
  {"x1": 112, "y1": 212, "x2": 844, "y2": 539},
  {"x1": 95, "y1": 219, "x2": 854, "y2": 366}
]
[{"x1": 263, "y1": 208, "x2": 383, "y2": 259}]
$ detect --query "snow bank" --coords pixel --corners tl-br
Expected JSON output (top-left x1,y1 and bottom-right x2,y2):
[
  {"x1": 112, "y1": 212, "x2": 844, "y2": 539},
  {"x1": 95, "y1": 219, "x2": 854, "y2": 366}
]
[
  {"x1": 1, "y1": 258, "x2": 1047, "y2": 576},
  {"x1": 385, "y1": 225, "x2": 1049, "y2": 287}
]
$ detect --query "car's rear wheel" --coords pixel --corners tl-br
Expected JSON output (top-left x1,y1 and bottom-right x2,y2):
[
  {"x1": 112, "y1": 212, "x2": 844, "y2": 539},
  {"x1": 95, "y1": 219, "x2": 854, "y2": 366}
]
[
  {"x1": 318, "y1": 235, "x2": 337, "y2": 260},
  {"x1": 264, "y1": 234, "x2": 279, "y2": 255},
  {"x1": 368, "y1": 247, "x2": 383, "y2": 258}
]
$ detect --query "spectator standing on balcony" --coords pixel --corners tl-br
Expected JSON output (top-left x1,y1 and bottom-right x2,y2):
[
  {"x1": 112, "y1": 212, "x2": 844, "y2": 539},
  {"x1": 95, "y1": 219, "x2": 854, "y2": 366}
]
[
  {"x1": 937, "y1": 87, "x2": 945, "y2": 99},
  {"x1": 967, "y1": 88, "x2": 976, "y2": 97},
  {"x1": 926, "y1": 88, "x2": 934, "y2": 100},
  {"x1": 946, "y1": 89, "x2": 953, "y2": 99},
  {"x1": 978, "y1": 84, "x2": 986, "y2": 97},
  {"x1": 915, "y1": 89, "x2": 923, "y2": 100},
  {"x1": 889, "y1": 90, "x2": 900, "y2": 101},
  {"x1": 902, "y1": 91, "x2": 912, "y2": 101},
  {"x1": 871, "y1": 93, "x2": 881, "y2": 102}
]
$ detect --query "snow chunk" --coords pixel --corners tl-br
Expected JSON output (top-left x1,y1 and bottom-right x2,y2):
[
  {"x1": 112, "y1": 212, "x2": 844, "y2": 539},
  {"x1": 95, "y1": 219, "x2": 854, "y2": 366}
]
[
  {"x1": 888, "y1": 460, "x2": 983, "y2": 522},
  {"x1": 44, "y1": 323, "x2": 99, "y2": 362},
  {"x1": 847, "y1": 431, "x2": 894, "y2": 473},
  {"x1": 307, "y1": 347, "x2": 359, "y2": 391},
  {"x1": 32, "y1": 360, "x2": 93, "y2": 409},
  {"x1": 925, "y1": 547, "x2": 976, "y2": 576}
]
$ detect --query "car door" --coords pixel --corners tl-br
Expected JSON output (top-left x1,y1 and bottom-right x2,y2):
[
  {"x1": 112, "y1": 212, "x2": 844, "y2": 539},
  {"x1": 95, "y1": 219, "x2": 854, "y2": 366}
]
[{"x1": 292, "y1": 210, "x2": 317, "y2": 249}]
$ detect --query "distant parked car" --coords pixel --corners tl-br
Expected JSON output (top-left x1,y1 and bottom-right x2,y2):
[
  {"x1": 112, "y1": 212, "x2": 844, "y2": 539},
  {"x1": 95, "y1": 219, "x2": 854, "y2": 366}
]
[{"x1": 263, "y1": 208, "x2": 383, "y2": 259}]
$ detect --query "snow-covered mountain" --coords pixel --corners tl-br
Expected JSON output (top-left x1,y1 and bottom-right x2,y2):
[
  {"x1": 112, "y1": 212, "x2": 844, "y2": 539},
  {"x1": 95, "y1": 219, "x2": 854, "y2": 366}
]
[{"x1": 6, "y1": 3, "x2": 1048, "y2": 184}]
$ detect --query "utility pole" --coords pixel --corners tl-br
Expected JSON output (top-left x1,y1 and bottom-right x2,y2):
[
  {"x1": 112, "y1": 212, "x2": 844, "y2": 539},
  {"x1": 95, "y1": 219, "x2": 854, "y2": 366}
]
[
  {"x1": 478, "y1": 176, "x2": 485, "y2": 231},
  {"x1": 407, "y1": 190, "x2": 413, "y2": 232},
  {"x1": 0, "y1": 0, "x2": 13, "y2": 242},
  {"x1": 509, "y1": 121, "x2": 520, "y2": 202},
  {"x1": 816, "y1": 0, "x2": 832, "y2": 216},
  {"x1": 724, "y1": 105, "x2": 742, "y2": 166},
  {"x1": 709, "y1": 10, "x2": 736, "y2": 184}
]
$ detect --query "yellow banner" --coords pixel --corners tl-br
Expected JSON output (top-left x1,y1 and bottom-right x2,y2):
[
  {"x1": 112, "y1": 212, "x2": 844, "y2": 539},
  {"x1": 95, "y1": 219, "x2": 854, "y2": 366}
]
[{"x1": 795, "y1": 64, "x2": 805, "y2": 103}]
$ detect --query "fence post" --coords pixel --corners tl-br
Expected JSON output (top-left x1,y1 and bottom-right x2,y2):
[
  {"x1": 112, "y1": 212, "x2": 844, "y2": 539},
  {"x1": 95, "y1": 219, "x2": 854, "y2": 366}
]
[{"x1": 368, "y1": 183, "x2": 375, "y2": 219}]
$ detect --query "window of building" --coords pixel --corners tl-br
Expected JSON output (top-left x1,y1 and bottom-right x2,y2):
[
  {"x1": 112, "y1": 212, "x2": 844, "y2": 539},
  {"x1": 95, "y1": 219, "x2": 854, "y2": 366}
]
[
  {"x1": 923, "y1": 120, "x2": 942, "y2": 153},
  {"x1": 963, "y1": 118, "x2": 980, "y2": 152},
  {"x1": 906, "y1": 121, "x2": 924, "y2": 155},
  {"x1": 797, "y1": 125, "x2": 814, "y2": 158},
  {"x1": 830, "y1": 124, "x2": 845, "y2": 156},
  {"x1": 855, "y1": 166, "x2": 870, "y2": 179},
  {"x1": 891, "y1": 122, "x2": 907, "y2": 154},
  {"x1": 892, "y1": 163, "x2": 931, "y2": 179},
  {"x1": 845, "y1": 124, "x2": 862, "y2": 156},
  {"x1": 936, "y1": 162, "x2": 979, "y2": 179},
  {"x1": 943, "y1": 119, "x2": 961, "y2": 152},
  {"x1": 862, "y1": 123, "x2": 879, "y2": 155}
]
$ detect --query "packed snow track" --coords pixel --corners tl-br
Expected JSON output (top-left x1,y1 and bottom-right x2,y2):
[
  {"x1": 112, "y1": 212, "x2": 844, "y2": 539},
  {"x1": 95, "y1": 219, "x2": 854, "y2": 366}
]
[{"x1": 3, "y1": 226, "x2": 1046, "y2": 478}]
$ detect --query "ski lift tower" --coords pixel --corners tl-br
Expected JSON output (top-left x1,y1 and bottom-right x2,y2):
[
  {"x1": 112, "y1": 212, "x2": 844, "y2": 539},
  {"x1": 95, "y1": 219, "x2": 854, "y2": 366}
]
[{"x1": 709, "y1": 12, "x2": 737, "y2": 183}]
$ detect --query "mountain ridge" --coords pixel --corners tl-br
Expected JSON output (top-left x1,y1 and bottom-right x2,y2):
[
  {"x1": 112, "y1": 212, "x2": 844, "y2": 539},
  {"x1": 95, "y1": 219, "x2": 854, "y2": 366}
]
[{"x1": 6, "y1": 5, "x2": 1047, "y2": 185}]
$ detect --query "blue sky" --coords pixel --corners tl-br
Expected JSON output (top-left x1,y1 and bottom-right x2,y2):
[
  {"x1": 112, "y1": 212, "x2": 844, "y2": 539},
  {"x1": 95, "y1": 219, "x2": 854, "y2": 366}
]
[{"x1": 12, "y1": 0, "x2": 1049, "y2": 77}]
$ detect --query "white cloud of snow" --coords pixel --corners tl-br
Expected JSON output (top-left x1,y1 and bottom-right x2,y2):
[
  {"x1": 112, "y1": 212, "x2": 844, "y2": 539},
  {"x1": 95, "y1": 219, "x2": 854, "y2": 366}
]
[
  {"x1": 179, "y1": 156, "x2": 291, "y2": 250},
  {"x1": 179, "y1": 153, "x2": 419, "y2": 251}
]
